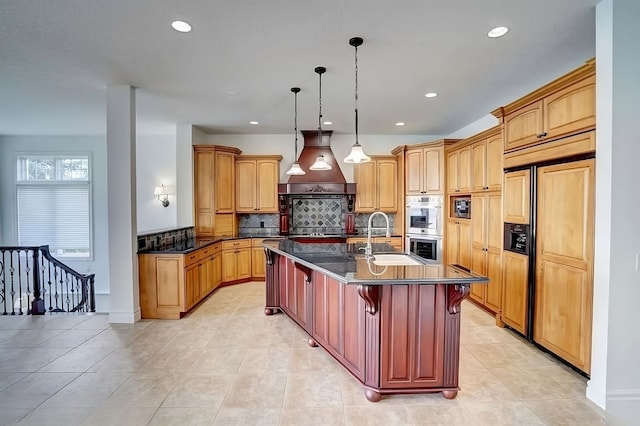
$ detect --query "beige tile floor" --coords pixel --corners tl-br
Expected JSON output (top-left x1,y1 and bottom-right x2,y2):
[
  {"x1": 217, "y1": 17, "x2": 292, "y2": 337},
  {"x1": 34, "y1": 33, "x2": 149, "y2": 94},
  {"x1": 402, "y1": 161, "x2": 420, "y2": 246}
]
[{"x1": 0, "y1": 282, "x2": 607, "y2": 425}]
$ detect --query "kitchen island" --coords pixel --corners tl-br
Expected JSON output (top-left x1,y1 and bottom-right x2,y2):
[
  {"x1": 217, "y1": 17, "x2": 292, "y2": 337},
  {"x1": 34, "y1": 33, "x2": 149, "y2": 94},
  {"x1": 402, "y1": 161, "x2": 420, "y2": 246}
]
[{"x1": 263, "y1": 239, "x2": 488, "y2": 402}]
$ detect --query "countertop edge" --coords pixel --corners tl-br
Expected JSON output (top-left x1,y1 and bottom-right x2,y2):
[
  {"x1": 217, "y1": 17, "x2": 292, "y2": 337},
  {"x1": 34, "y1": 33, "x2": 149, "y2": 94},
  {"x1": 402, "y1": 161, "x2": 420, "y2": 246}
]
[{"x1": 263, "y1": 241, "x2": 489, "y2": 286}]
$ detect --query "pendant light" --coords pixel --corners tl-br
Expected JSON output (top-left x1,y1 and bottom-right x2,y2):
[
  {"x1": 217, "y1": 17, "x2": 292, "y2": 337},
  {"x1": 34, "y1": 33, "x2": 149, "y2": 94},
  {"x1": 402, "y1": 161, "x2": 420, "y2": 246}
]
[
  {"x1": 344, "y1": 36, "x2": 371, "y2": 164},
  {"x1": 310, "y1": 66, "x2": 332, "y2": 171},
  {"x1": 285, "y1": 87, "x2": 305, "y2": 175}
]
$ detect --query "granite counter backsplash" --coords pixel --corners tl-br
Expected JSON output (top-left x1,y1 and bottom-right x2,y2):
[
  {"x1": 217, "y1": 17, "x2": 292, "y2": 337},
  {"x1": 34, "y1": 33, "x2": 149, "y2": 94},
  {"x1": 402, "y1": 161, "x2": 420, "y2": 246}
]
[{"x1": 137, "y1": 226, "x2": 195, "y2": 252}]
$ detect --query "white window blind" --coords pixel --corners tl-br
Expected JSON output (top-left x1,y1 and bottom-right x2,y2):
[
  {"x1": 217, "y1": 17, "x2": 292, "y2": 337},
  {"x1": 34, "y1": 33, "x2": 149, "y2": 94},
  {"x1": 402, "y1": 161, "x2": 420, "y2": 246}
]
[{"x1": 16, "y1": 155, "x2": 92, "y2": 259}]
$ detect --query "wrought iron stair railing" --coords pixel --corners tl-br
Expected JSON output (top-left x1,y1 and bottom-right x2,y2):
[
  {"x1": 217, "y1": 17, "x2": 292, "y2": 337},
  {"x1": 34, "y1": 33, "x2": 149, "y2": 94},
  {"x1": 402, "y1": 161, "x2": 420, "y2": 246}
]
[{"x1": 0, "y1": 245, "x2": 95, "y2": 315}]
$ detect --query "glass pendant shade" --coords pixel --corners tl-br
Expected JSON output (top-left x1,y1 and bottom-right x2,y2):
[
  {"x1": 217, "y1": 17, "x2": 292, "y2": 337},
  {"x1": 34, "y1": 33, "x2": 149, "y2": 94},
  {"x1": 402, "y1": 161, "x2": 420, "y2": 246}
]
[
  {"x1": 286, "y1": 162, "x2": 305, "y2": 175},
  {"x1": 344, "y1": 142, "x2": 371, "y2": 163},
  {"x1": 309, "y1": 155, "x2": 332, "y2": 171}
]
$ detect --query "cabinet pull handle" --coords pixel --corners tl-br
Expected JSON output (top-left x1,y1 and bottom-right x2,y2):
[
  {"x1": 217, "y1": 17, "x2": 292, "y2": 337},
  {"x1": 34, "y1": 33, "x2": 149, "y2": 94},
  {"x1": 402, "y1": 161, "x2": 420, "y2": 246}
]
[{"x1": 537, "y1": 132, "x2": 547, "y2": 138}]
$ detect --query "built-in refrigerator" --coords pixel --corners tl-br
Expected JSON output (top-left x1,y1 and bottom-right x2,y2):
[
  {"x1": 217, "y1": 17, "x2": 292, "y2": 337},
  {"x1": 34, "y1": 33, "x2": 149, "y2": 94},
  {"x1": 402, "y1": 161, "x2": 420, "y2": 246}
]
[{"x1": 501, "y1": 153, "x2": 595, "y2": 375}]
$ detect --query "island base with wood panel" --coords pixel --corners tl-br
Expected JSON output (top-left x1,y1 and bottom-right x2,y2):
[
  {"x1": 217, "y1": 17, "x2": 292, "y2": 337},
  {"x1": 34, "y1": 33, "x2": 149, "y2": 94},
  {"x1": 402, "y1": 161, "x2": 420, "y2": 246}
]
[{"x1": 262, "y1": 240, "x2": 488, "y2": 402}]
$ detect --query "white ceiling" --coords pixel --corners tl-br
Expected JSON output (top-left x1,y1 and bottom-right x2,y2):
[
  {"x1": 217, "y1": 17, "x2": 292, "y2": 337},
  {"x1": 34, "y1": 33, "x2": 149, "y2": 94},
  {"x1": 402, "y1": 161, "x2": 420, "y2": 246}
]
[{"x1": 0, "y1": 0, "x2": 596, "y2": 137}]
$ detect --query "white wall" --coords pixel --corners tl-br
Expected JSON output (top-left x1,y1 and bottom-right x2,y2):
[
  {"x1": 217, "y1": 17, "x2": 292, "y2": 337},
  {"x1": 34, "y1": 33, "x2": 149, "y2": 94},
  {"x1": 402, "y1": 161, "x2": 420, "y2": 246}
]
[
  {"x1": 136, "y1": 134, "x2": 177, "y2": 233},
  {"x1": 0, "y1": 135, "x2": 111, "y2": 312},
  {"x1": 205, "y1": 133, "x2": 442, "y2": 182},
  {"x1": 597, "y1": 0, "x2": 640, "y2": 423},
  {"x1": 447, "y1": 114, "x2": 499, "y2": 139}
]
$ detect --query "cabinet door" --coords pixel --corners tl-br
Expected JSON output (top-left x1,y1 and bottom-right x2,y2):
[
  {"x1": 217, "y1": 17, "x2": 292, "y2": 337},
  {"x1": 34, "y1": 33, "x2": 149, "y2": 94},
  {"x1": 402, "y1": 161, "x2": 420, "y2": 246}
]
[
  {"x1": 215, "y1": 152, "x2": 235, "y2": 213},
  {"x1": 377, "y1": 158, "x2": 398, "y2": 212},
  {"x1": 354, "y1": 161, "x2": 376, "y2": 212},
  {"x1": 457, "y1": 220, "x2": 471, "y2": 270},
  {"x1": 236, "y1": 248, "x2": 252, "y2": 280},
  {"x1": 235, "y1": 160, "x2": 257, "y2": 212},
  {"x1": 501, "y1": 251, "x2": 528, "y2": 335},
  {"x1": 471, "y1": 140, "x2": 487, "y2": 192},
  {"x1": 445, "y1": 220, "x2": 459, "y2": 265},
  {"x1": 405, "y1": 148, "x2": 424, "y2": 195},
  {"x1": 469, "y1": 246, "x2": 486, "y2": 304},
  {"x1": 212, "y1": 254, "x2": 222, "y2": 290},
  {"x1": 504, "y1": 101, "x2": 543, "y2": 151},
  {"x1": 544, "y1": 75, "x2": 595, "y2": 142},
  {"x1": 446, "y1": 151, "x2": 458, "y2": 194},
  {"x1": 185, "y1": 263, "x2": 200, "y2": 310},
  {"x1": 221, "y1": 250, "x2": 237, "y2": 282},
  {"x1": 424, "y1": 148, "x2": 443, "y2": 194},
  {"x1": 485, "y1": 135, "x2": 503, "y2": 191},
  {"x1": 256, "y1": 160, "x2": 279, "y2": 212},
  {"x1": 194, "y1": 149, "x2": 215, "y2": 236},
  {"x1": 485, "y1": 192, "x2": 503, "y2": 312},
  {"x1": 251, "y1": 246, "x2": 266, "y2": 279},
  {"x1": 534, "y1": 159, "x2": 594, "y2": 374},
  {"x1": 503, "y1": 170, "x2": 530, "y2": 224},
  {"x1": 457, "y1": 147, "x2": 471, "y2": 193}
]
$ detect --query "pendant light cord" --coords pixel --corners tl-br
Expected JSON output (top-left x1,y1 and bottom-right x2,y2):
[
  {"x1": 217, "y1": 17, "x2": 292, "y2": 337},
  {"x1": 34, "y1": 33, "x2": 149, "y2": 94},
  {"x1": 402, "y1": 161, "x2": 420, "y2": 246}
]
[
  {"x1": 315, "y1": 66, "x2": 326, "y2": 147},
  {"x1": 354, "y1": 42, "x2": 359, "y2": 145},
  {"x1": 294, "y1": 89, "x2": 298, "y2": 158}
]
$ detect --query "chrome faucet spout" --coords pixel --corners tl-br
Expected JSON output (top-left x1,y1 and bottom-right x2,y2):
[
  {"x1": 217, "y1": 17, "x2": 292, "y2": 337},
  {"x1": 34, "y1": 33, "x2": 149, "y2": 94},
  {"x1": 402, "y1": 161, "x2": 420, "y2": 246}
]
[{"x1": 366, "y1": 212, "x2": 391, "y2": 257}]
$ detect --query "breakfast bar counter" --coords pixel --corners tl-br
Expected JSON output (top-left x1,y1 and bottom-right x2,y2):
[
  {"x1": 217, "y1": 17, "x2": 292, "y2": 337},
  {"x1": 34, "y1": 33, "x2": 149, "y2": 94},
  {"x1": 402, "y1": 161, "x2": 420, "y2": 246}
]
[{"x1": 262, "y1": 239, "x2": 488, "y2": 402}]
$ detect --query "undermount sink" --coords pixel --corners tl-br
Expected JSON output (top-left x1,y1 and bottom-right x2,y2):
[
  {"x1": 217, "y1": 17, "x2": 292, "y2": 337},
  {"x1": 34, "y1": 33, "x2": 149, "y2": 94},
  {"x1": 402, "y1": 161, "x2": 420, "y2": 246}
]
[{"x1": 370, "y1": 254, "x2": 424, "y2": 266}]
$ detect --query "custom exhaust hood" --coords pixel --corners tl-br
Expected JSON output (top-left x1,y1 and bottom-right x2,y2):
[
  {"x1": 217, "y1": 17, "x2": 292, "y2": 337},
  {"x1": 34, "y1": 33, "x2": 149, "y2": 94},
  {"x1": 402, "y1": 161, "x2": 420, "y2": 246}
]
[{"x1": 278, "y1": 130, "x2": 356, "y2": 195}]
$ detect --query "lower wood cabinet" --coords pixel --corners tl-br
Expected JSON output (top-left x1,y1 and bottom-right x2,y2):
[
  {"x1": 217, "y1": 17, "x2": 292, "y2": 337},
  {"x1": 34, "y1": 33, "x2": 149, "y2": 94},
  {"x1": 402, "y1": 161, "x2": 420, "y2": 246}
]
[
  {"x1": 221, "y1": 239, "x2": 251, "y2": 283},
  {"x1": 279, "y1": 256, "x2": 312, "y2": 332},
  {"x1": 251, "y1": 238, "x2": 267, "y2": 280},
  {"x1": 139, "y1": 242, "x2": 222, "y2": 319},
  {"x1": 446, "y1": 219, "x2": 471, "y2": 269}
]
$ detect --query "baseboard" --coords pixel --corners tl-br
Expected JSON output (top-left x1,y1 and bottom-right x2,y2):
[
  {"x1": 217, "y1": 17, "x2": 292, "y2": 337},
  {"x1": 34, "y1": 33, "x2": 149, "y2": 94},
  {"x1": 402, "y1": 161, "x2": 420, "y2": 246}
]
[
  {"x1": 108, "y1": 308, "x2": 142, "y2": 324},
  {"x1": 606, "y1": 389, "x2": 640, "y2": 426}
]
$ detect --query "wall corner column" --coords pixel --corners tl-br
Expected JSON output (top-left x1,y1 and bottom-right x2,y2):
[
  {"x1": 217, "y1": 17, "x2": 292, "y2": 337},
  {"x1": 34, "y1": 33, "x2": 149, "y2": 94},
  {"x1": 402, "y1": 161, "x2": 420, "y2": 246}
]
[{"x1": 107, "y1": 85, "x2": 141, "y2": 323}]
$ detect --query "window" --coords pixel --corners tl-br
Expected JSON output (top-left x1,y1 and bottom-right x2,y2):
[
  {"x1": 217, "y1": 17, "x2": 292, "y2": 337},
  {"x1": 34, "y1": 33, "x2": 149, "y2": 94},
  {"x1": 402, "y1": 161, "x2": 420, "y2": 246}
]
[{"x1": 16, "y1": 155, "x2": 92, "y2": 259}]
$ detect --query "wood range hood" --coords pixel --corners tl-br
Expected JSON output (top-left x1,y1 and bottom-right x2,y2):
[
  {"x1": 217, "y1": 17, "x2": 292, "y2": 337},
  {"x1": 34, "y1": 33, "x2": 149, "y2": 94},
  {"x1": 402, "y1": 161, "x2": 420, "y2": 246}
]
[{"x1": 278, "y1": 130, "x2": 356, "y2": 195}]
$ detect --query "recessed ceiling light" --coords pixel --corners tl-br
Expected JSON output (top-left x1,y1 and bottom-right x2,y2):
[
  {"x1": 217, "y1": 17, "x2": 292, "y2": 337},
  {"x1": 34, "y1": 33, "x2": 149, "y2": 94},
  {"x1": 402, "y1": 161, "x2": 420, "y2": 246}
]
[
  {"x1": 171, "y1": 20, "x2": 192, "y2": 33},
  {"x1": 488, "y1": 26, "x2": 508, "y2": 38},
  {"x1": 323, "y1": 121, "x2": 332, "y2": 125},
  {"x1": 395, "y1": 122, "x2": 405, "y2": 126},
  {"x1": 249, "y1": 121, "x2": 259, "y2": 125},
  {"x1": 424, "y1": 92, "x2": 438, "y2": 98},
  {"x1": 226, "y1": 90, "x2": 237, "y2": 95}
]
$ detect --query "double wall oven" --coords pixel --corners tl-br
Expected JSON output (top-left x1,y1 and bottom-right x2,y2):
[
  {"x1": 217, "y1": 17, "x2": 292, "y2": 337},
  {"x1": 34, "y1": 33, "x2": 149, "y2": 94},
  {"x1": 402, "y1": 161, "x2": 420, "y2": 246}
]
[{"x1": 405, "y1": 195, "x2": 443, "y2": 263}]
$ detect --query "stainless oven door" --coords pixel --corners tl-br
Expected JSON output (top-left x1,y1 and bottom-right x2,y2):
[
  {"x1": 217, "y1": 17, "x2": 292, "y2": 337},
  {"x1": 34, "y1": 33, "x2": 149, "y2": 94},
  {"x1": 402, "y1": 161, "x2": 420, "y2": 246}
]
[
  {"x1": 406, "y1": 196, "x2": 443, "y2": 236},
  {"x1": 405, "y1": 235, "x2": 442, "y2": 263}
]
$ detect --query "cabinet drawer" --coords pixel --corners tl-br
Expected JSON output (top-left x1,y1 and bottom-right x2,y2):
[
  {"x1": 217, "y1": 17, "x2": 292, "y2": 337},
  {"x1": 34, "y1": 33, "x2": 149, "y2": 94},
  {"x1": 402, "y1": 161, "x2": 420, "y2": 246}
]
[
  {"x1": 184, "y1": 251, "x2": 202, "y2": 266},
  {"x1": 222, "y1": 239, "x2": 251, "y2": 250}
]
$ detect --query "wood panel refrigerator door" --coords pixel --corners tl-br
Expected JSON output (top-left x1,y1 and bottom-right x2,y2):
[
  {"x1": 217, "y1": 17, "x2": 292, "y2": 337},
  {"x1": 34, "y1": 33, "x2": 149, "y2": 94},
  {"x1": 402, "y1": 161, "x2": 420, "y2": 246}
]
[{"x1": 534, "y1": 159, "x2": 594, "y2": 374}]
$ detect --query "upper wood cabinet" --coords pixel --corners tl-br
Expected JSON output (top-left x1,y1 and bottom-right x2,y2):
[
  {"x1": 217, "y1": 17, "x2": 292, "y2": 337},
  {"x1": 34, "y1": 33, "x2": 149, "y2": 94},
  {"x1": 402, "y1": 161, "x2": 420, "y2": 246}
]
[
  {"x1": 215, "y1": 150, "x2": 238, "y2": 213},
  {"x1": 194, "y1": 146, "x2": 242, "y2": 237},
  {"x1": 354, "y1": 155, "x2": 398, "y2": 213},
  {"x1": 235, "y1": 155, "x2": 282, "y2": 213},
  {"x1": 446, "y1": 146, "x2": 471, "y2": 194},
  {"x1": 503, "y1": 170, "x2": 530, "y2": 224},
  {"x1": 494, "y1": 60, "x2": 595, "y2": 153},
  {"x1": 471, "y1": 132, "x2": 503, "y2": 192},
  {"x1": 405, "y1": 140, "x2": 458, "y2": 195}
]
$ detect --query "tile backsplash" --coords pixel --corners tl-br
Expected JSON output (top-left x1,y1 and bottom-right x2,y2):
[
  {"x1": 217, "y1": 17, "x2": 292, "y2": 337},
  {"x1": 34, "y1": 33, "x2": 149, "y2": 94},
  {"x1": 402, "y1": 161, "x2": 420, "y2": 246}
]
[
  {"x1": 290, "y1": 196, "x2": 345, "y2": 235},
  {"x1": 238, "y1": 214, "x2": 280, "y2": 237}
]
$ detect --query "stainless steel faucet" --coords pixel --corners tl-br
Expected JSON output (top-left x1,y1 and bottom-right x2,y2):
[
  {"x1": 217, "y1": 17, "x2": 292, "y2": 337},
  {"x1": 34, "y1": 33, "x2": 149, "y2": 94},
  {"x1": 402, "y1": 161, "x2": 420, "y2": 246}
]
[{"x1": 365, "y1": 211, "x2": 391, "y2": 257}]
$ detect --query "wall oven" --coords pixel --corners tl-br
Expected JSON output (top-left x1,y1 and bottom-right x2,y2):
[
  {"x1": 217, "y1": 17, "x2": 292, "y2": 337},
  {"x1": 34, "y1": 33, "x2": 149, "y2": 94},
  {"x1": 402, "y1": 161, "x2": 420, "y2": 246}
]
[
  {"x1": 406, "y1": 234, "x2": 442, "y2": 263},
  {"x1": 406, "y1": 195, "x2": 443, "y2": 236}
]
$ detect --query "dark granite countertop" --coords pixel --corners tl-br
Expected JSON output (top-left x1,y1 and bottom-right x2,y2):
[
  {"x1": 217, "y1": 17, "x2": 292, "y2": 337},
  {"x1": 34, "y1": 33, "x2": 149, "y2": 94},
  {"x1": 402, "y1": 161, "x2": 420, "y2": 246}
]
[{"x1": 262, "y1": 239, "x2": 489, "y2": 285}]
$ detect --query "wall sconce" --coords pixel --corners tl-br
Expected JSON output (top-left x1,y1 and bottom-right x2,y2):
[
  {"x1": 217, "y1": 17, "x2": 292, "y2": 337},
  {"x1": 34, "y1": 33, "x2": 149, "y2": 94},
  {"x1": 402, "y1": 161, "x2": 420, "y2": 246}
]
[{"x1": 154, "y1": 184, "x2": 170, "y2": 207}]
